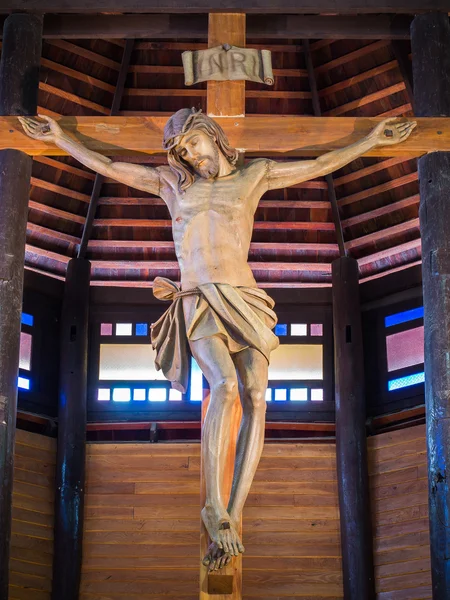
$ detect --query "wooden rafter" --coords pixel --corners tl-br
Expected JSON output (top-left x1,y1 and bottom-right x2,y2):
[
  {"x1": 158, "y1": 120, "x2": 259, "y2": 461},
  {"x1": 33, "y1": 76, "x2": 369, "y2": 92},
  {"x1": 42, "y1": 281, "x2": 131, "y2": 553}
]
[
  {"x1": 303, "y1": 38, "x2": 346, "y2": 257},
  {"x1": 78, "y1": 39, "x2": 135, "y2": 259},
  {"x1": 5, "y1": 117, "x2": 449, "y2": 157}
]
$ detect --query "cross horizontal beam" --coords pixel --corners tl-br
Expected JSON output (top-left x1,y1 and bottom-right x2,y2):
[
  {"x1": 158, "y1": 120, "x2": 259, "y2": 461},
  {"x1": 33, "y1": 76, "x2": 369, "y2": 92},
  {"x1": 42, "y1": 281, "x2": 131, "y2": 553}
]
[
  {"x1": 0, "y1": 0, "x2": 448, "y2": 13},
  {"x1": 3, "y1": 116, "x2": 449, "y2": 158},
  {"x1": 0, "y1": 14, "x2": 412, "y2": 39}
]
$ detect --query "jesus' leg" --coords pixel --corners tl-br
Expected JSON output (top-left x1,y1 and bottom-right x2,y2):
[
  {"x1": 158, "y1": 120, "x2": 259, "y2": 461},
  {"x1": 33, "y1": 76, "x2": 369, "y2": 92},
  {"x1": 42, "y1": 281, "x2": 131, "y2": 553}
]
[
  {"x1": 189, "y1": 336, "x2": 245, "y2": 561},
  {"x1": 228, "y1": 347, "x2": 268, "y2": 525},
  {"x1": 204, "y1": 348, "x2": 268, "y2": 570}
]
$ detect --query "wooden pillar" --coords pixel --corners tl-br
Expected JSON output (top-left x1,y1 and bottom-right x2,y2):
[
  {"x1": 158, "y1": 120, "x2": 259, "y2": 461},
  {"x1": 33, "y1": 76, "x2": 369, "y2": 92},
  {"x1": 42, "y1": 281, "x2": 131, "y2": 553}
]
[
  {"x1": 0, "y1": 14, "x2": 42, "y2": 599},
  {"x1": 52, "y1": 258, "x2": 91, "y2": 600},
  {"x1": 411, "y1": 13, "x2": 450, "y2": 599},
  {"x1": 332, "y1": 257, "x2": 375, "y2": 600}
]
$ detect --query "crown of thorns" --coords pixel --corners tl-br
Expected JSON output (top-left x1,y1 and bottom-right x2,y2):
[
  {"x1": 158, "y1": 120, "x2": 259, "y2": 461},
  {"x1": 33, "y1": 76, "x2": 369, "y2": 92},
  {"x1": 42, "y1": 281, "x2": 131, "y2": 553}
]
[{"x1": 162, "y1": 107, "x2": 204, "y2": 151}]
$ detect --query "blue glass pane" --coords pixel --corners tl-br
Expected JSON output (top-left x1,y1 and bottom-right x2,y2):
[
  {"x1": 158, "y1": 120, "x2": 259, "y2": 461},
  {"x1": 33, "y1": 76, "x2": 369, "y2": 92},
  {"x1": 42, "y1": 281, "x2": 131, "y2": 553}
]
[
  {"x1": 275, "y1": 324, "x2": 287, "y2": 336},
  {"x1": 136, "y1": 323, "x2": 148, "y2": 336},
  {"x1": 385, "y1": 307, "x2": 424, "y2": 328},
  {"x1": 388, "y1": 372, "x2": 425, "y2": 391},
  {"x1": 21, "y1": 313, "x2": 33, "y2": 327},
  {"x1": 18, "y1": 376, "x2": 30, "y2": 390}
]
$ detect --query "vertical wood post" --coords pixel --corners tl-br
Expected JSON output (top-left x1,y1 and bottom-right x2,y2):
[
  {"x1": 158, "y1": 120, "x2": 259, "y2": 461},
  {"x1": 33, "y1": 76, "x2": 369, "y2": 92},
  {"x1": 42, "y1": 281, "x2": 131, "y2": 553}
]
[
  {"x1": 332, "y1": 257, "x2": 375, "y2": 600},
  {"x1": 52, "y1": 258, "x2": 91, "y2": 600},
  {"x1": 411, "y1": 13, "x2": 450, "y2": 599},
  {"x1": 0, "y1": 13, "x2": 42, "y2": 599},
  {"x1": 200, "y1": 13, "x2": 246, "y2": 599}
]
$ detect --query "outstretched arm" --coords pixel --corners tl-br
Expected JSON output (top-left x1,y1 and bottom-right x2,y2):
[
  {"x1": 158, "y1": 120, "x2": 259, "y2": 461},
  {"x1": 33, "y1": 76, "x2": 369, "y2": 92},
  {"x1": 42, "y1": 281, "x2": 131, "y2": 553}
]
[
  {"x1": 266, "y1": 118, "x2": 417, "y2": 190},
  {"x1": 19, "y1": 115, "x2": 162, "y2": 197}
]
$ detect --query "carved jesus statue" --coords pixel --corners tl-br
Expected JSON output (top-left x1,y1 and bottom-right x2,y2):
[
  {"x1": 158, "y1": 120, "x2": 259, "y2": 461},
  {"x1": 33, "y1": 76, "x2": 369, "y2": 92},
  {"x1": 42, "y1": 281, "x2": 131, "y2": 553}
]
[{"x1": 20, "y1": 110, "x2": 415, "y2": 571}]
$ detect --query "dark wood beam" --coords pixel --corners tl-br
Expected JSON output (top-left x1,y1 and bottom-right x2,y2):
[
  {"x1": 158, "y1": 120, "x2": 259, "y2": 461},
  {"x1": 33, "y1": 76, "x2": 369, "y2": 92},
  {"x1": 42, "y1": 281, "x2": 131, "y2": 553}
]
[
  {"x1": 411, "y1": 12, "x2": 450, "y2": 599},
  {"x1": 52, "y1": 258, "x2": 90, "y2": 600},
  {"x1": 0, "y1": 13, "x2": 413, "y2": 39},
  {"x1": 303, "y1": 38, "x2": 346, "y2": 258},
  {"x1": 391, "y1": 40, "x2": 414, "y2": 103},
  {"x1": 0, "y1": 1, "x2": 447, "y2": 14},
  {"x1": 0, "y1": 14, "x2": 42, "y2": 599},
  {"x1": 332, "y1": 257, "x2": 375, "y2": 600},
  {"x1": 78, "y1": 39, "x2": 134, "y2": 260}
]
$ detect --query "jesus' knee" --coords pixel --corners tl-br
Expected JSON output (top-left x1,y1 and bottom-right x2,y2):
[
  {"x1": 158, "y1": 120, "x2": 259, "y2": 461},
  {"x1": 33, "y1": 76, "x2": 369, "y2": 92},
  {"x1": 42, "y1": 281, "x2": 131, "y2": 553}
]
[
  {"x1": 242, "y1": 387, "x2": 267, "y2": 416},
  {"x1": 210, "y1": 376, "x2": 238, "y2": 409}
]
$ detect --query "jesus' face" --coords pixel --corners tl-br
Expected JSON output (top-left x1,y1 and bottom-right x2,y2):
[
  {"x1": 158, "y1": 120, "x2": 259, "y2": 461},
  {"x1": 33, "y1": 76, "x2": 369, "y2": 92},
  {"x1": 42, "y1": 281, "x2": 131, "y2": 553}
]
[{"x1": 176, "y1": 129, "x2": 220, "y2": 180}]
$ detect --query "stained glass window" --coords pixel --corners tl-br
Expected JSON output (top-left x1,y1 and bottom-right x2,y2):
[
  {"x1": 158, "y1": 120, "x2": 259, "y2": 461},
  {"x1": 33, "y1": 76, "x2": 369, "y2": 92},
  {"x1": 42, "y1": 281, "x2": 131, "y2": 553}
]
[
  {"x1": 385, "y1": 307, "x2": 424, "y2": 328},
  {"x1": 386, "y1": 326, "x2": 424, "y2": 372},
  {"x1": 19, "y1": 332, "x2": 32, "y2": 371},
  {"x1": 269, "y1": 344, "x2": 323, "y2": 380},
  {"x1": 388, "y1": 372, "x2": 425, "y2": 391},
  {"x1": 99, "y1": 344, "x2": 165, "y2": 381}
]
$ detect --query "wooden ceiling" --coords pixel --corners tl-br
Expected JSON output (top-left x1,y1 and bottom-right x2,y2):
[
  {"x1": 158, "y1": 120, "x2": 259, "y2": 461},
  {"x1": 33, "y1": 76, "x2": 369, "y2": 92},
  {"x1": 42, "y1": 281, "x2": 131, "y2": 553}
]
[{"x1": 3, "y1": 18, "x2": 421, "y2": 288}]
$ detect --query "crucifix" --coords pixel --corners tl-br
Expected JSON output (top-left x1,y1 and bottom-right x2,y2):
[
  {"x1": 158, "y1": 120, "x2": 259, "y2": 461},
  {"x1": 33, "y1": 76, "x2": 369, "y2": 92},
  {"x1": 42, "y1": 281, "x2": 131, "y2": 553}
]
[{"x1": 17, "y1": 13, "x2": 416, "y2": 599}]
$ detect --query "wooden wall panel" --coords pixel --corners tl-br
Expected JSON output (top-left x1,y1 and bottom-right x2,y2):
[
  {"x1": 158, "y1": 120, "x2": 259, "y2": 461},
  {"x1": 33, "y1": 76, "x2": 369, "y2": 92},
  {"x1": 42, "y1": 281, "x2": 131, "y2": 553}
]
[
  {"x1": 9, "y1": 430, "x2": 56, "y2": 600},
  {"x1": 368, "y1": 424, "x2": 431, "y2": 600},
  {"x1": 82, "y1": 442, "x2": 343, "y2": 599}
]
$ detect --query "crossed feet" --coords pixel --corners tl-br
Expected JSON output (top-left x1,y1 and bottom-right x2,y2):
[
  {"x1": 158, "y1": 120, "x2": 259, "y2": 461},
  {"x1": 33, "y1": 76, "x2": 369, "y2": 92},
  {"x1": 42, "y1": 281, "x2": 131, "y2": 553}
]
[{"x1": 201, "y1": 504, "x2": 244, "y2": 572}]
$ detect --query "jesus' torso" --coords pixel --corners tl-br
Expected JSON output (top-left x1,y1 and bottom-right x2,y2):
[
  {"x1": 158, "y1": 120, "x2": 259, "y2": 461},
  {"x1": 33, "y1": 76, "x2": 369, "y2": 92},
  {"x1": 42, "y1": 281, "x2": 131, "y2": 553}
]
[{"x1": 159, "y1": 159, "x2": 269, "y2": 290}]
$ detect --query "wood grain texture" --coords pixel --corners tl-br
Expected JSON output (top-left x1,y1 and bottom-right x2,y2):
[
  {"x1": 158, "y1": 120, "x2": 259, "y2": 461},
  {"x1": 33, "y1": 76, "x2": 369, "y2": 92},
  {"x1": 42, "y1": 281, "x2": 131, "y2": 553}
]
[
  {"x1": 207, "y1": 14, "x2": 245, "y2": 117},
  {"x1": 368, "y1": 425, "x2": 431, "y2": 599},
  {"x1": 9, "y1": 430, "x2": 56, "y2": 600},
  {"x1": 82, "y1": 439, "x2": 342, "y2": 599},
  {"x1": 4, "y1": 116, "x2": 450, "y2": 158}
]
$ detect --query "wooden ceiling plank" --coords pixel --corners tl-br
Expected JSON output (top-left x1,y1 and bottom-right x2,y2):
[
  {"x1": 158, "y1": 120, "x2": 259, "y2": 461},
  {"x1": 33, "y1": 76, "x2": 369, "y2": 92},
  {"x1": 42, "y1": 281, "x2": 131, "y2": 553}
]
[
  {"x1": 377, "y1": 103, "x2": 412, "y2": 117},
  {"x1": 88, "y1": 260, "x2": 333, "y2": 272},
  {"x1": 4, "y1": 116, "x2": 447, "y2": 158},
  {"x1": 34, "y1": 156, "x2": 96, "y2": 181},
  {"x1": 123, "y1": 88, "x2": 312, "y2": 99},
  {"x1": 333, "y1": 157, "x2": 407, "y2": 187},
  {"x1": 40, "y1": 58, "x2": 116, "y2": 94},
  {"x1": 0, "y1": 1, "x2": 445, "y2": 14},
  {"x1": 39, "y1": 82, "x2": 110, "y2": 115},
  {"x1": 341, "y1": 194, "x2": 419, "y2": 228},
  {"x1": 28, "y1": 199, "x2": 86, "y2": 225},
  {"x1": 97, "y1": 196, "x2": 331, "y2": 208},
  {"x1": 319, "y1": 60, "x2": 398, "y2": 97},
  {"x1": 338, "y1": 171, "x2": 418, "y2": 206},
  {"x1": 87, "y1": 240, "x2": 339, "y2": 252},
  {"x1": 46, "y1": 40, "x2": 121, "y2": 71},
  {"x1": 25, "y1": 243, "x2": 71, "y2": 264},
  {"x1": 345, "y1": 217, "x2": 420, "y2": 250},
  {"x1": 27, "y1": 222, "x2": 81, "y2": 245},
  {"x1": 30, "y1": 176, "x2": 91, "y2": 203},
  {"x1": 92, "y1": 218, "x2": 335, "y2": 231},
  {"x1": 315, "y1": 41, "x2": 391, "y2": 74},
  {"x1": 359, "y1": 260, "x2": 422, "y2": 283},
  {"x1": 89, "y1": 280, "x2": 332, "y2": 288},
  {"x1": 357, "y1": 238, "x2": 421, "y2": 267},
  {"x1": 324, "y1": 82, "x2": 406, "y2": 117}
]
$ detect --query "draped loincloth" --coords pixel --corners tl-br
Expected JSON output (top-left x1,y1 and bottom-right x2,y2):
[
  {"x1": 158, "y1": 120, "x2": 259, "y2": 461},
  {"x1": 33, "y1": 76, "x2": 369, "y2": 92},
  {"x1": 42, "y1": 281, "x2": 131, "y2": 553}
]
[{"x1": 150, "y1": 277, "x2": 279, "y2": 393}]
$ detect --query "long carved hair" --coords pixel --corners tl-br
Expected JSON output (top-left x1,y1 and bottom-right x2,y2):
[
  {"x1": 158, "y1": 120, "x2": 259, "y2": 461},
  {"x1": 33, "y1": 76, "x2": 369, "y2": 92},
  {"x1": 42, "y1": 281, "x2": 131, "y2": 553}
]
[{"x1": 163, "y1": 109, "x2": 239, "y2": 192}]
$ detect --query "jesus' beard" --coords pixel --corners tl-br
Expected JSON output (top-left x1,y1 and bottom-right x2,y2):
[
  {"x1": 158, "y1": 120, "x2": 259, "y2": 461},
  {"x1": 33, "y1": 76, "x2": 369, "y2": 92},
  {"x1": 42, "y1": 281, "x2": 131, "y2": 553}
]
[{"x1": 195, "y1": 144, "x2": 220, "y2": 179}]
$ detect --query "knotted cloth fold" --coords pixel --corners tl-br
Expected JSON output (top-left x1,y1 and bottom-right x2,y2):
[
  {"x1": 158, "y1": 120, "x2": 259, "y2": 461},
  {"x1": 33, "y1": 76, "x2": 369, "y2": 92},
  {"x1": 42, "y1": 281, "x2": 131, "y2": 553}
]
[{"x1": 151, "y1": 277, "x2": 279, "y2": 393}]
